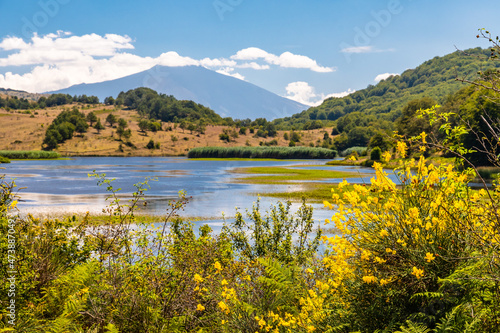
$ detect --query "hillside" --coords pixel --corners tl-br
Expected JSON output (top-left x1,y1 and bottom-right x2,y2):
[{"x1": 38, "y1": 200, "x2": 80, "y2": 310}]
[
  {"x1": 275, "y1": 48, "x2": 500, "y2": 130},
  {"x1": 48, "y1": 65, "x2": 307, "y2": 120},
  {"x1": 0, "y1": 88, "x2": 49, "y2": 101},
  {"x1": 0, "y1": 104, "x2": 330, "y2": 157}
]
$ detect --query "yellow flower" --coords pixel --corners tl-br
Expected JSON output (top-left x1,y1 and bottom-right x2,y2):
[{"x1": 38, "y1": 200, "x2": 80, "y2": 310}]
[
  {"x1": 338, "y1": 179, "x2": 350, "y2": 190},
  {"x1": 349, "y1": 155, "x2": 357, "y2": 161},
  {"x1": 218, "y1": 301, "x2": 230, "y2": 314},
  {"x1": 425, "y1": 252, "x2": 436, "y2": 262},
  {"x1": 214, "y1": 261, "x2": 222, "y2": 271},
  {"x1": 421, "y1": 131, "x2": 427, "y2": 144},
  {"x1": 221, "y1": 279, "x2": 228, "y2": 286},
  {"x1": 362, "y1": 275, "x2": 378, "y2": 284},
  {"x1": 381, "y1": 151, "x2": 391, "y2": 162},
  {"x1": 379, "y1": 229, "x2": 389, "y2": 237},
  {"x1": 10, "y1": 200, "x2": 18, "y2": 208},
  {"x1": 193, "y1": 274, "x2": 203, "y2": 283},
  {"x1": 307, "y1": 325, "x2": 316, "y2": 332},
  {"x1": 306, "y1": 268, "x2": 314, "y2": 274},
  {"x1": 197, "y1": 304, "x2": 205, "y2": 311},
  {"x1": 412, "y1": 266, "x2": 424, "y2": 279},
  {"x1": 396, "y1": 141, "x2": 408, "y2": 158},
  {"x1": 380, "y1": 278, "x2": 390, "y2": 286},
  {"x1": 408, "y1": 207, "x2": 419, "y2": 220}
]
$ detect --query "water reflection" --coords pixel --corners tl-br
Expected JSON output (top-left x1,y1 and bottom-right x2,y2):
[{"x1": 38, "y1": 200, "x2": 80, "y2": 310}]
[{"x1": 2, "y1": 157, "x2": 377, "y2": 224}]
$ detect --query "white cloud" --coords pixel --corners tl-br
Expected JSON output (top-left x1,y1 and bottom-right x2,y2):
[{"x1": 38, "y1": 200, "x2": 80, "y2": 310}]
[
  {"x1": 231, "y1": 47, "x2": 335, "y2": 73},
  {"x1": 322, "y1": 88, "x2": 356, "y2": 99},
  {"x1": 216, "y1": 68, "x2": 245, "y2": 81},
  {"x1": 237, "y1": 62, "x2": 270, "y2": 70},
  {"x1": 284, "y1": 81, "x2": 354, "y2": 106},
  {"x1": 340, "y1": 46, "x2": 395, "y2": 54},
  {"x1": 0, "y1": 32, "x2": 335, "y2": 93},
  {"x1": 374, "y1": 72, "x2": 399, "y2": 82},
  {"x1": 340, "y1": 46, "x2": 374, "y2": 54}
]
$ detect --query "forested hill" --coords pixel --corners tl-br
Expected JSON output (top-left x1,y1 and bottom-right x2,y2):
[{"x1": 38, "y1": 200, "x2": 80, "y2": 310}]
[
  {"x1": 116, "y1": 87, "x2": 226, "y2": 124},
  {"x1": 274, "y1": 47, "x2": 500, "y2": 130}
]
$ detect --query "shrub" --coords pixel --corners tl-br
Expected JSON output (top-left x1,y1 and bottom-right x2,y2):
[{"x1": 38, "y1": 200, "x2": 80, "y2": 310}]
[
  {"x1": 370, "y1": 146, "x2": 382, "y2": 161},
  {"x1": 340, "y1": 146, "x2": 367, "y2": 157},
  {"x1": 146, "y1": 139, "x2": 155, "y2": 149}
]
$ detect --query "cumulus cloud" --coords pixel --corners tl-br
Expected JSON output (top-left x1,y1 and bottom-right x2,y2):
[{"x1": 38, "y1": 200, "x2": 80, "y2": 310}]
[
  {"x1": 231, "y1": 47, "x2": 335, "y2": 73},
  {"x1": 374, "y1": 72, "x2": 399, "y2": 82},
  {"x1": 0, "y1": 32, "x2": 335, "y2": 93},
  {"x1": 284, "y1": 81, "x2": 354, "y2": 106}
]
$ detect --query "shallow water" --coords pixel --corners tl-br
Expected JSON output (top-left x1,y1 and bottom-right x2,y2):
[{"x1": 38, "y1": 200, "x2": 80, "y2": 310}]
[{"x1": 1, "y1": 157, "x2": 391, "y2": 225}]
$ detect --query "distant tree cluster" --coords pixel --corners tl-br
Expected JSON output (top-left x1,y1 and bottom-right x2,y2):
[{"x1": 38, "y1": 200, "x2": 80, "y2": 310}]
[
  {"x1": 0, "y1": 93, "x2": 100, "y2": 111},
  {"x1": 42, "y1": 107, "x2": 89, "y2": 150},
  {"x1": 112, "y1": 88, "x2": 224, "y2": 124}
]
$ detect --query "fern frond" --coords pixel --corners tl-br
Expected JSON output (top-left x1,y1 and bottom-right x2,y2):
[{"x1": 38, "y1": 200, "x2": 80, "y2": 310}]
[{"x1": 394, "y1": 320, "x2": 430, "y2": 333}]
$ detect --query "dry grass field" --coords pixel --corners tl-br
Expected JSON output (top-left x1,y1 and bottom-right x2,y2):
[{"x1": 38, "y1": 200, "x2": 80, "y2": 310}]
[{"x1": 0, "y1": 104, "x2": 332, "y2": 156}]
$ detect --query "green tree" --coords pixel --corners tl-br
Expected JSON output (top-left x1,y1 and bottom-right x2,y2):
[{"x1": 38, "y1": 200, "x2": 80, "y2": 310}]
[
  {"x1": 370, "y1": 146, "x2": 382, "y2": 161},
  {"x1": 86, "y1": 111, "x2": 97, "y2": 126},
  {"x1": 146, "y1": 139, "x2": 155, "y2": 149},
  {"x1": 104, "y1": 96, "x2": 115, "y2": 105},
  {"x1": 118, "y1": 118, "x2": 128, "y2": 129},
  {"x1": 74, "y1": 119, "x2": 89, "y2": 136},
  {"x1": 179, "y1": 120, "x2": 187, "y2": 133},
  {"x1": 94, "y1": 118, "x2": 105, "y2": 134},
  {"x1": 396, "y1": 97, "x2": 436, "y2": 138},
  {"x1": 138, "y1": 119, "x2": 150, "y2": 133},
  {"x1": 106, "y1": 113, "x2": 117, "y2": 127}
]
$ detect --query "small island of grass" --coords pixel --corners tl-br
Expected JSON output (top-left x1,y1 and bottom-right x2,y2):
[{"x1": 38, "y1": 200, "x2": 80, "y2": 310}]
[{"x1": 187, "y1": 146, "x2": 337, "y2": 159}]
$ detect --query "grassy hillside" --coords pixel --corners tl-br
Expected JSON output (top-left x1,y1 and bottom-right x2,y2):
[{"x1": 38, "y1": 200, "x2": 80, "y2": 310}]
[
  {"x1": 274, "y1": 48, "x2": 500, "y2": 130},
  {"x1": 0, "y1": 104, "x2": 331, "y2": 156}
]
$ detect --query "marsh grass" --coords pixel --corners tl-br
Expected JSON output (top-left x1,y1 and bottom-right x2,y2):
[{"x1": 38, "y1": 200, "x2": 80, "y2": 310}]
[
  {"x1": 253, "y1": 183, "x2": 356, "y2": 202},
  {"x1": 0, "y1": 150, "x2": 61, "y2": 159},
  {"x1": 234, "y1": 166, "x2": 356, "y2": 184},
  {"x1": 187, "y1": 146, "x2": 337, "y2": 159}
]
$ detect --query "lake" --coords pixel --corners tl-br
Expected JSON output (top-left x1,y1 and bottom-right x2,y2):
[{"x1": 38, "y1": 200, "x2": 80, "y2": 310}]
[{"x1": 1, "y1": 157, "x2": 390, "y2": 231}]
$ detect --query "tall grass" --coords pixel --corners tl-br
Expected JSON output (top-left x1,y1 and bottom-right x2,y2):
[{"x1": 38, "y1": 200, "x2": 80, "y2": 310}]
[
  {"x1": 188, "y1": 146, "x2": 337, "y2": 159},
  {"x1": 0, "y1": 150, "x2": 61, "y2": 159},
  {"x1": 340, "y1": 146, "x2": 367, "y2": 157}
]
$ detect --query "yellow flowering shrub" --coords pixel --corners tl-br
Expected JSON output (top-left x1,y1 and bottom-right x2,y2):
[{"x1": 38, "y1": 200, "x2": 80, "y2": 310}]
[{"x1": 319, "y1": 141, "x2": 500, "y2": 331}]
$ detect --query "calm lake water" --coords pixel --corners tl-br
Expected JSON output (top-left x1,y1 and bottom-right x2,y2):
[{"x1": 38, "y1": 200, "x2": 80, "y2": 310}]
[{"x1": 1, "y1": 157, "x2": 390, "y2": 231}]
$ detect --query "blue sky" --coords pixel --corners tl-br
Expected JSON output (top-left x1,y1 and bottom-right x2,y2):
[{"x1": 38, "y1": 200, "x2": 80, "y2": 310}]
[{"x1": 0, "y1": 0, "x2": 499, "y2": 105}]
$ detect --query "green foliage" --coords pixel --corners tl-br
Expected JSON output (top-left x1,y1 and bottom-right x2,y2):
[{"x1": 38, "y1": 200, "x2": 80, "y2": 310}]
[
  {"x1": 394, "y1": 321, "x2": 431, "y2": 333},
  {"x1": 0, "y1": 150, "x2": 60, "y2": 159},
  {"x1": 397, "y1": 97, "x2": 437, "y2": 138},
  {"x1": 0, "y1": 156, "x2": 10, "y2": 163},
  {"x1": 276, "y1": 48, "x2": 500, "y2": 131},
  {"x1": 146, "y1": 139, "x2": 155, "y2": 149},
  {"x1": 93, "y1": 118, "x2": 105, "y2": 133},
  {"x1": 42, "y1": 108, "x2": 88, "y2": 150},
  {"x1": 0, "y1": 93, "x2": 100, "y2": 111},
  {"x1": 105, "y1": 113, "x2": 117, "y2": 127},
  {"x1": 340, "y1": 146, "x2": 367, "y2": 157},
  {"x1": 117, "y1": 87, "x2": 225, "y2": 124},
  {"x1": 187, "y1": 146, "x2": 337, "y2": 159},
  {"x1": 225, "y1": 198, "x2": 321, "y2": 264},
  {"x1": 86, "y1": 111, "x2": 98, "y2": 126},
  {"x1": 370, "y1": 146, "x2": 382, "y2": 161}
]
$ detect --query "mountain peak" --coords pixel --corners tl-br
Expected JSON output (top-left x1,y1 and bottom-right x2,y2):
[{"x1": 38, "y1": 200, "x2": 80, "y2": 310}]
[{"x1": 47, "y1": 66, "x2": 307, "y2": 120}]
